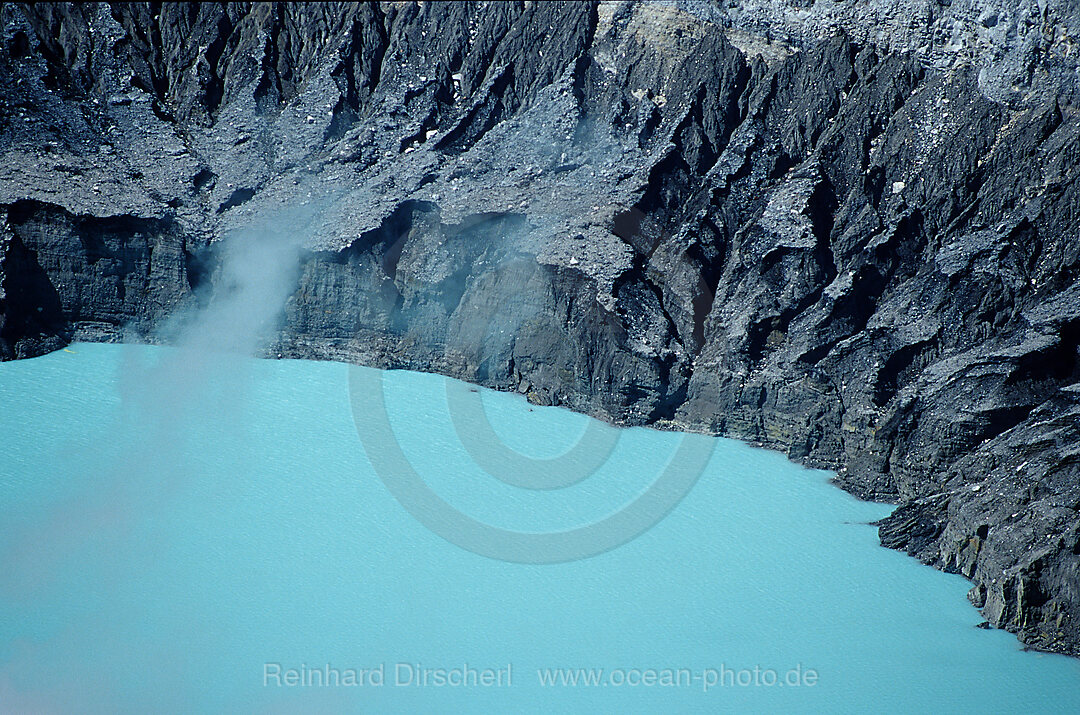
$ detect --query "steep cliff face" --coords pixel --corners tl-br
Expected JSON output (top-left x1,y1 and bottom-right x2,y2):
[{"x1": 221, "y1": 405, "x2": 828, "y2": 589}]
[{"x1": 2, "y1": 1, "x2": 1079, "y2": 655}]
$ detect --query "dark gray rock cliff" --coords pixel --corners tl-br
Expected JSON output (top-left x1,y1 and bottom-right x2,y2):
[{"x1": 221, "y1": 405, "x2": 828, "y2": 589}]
[{"x1": 2, "y1": 1, "x2": 1079, "y2": 655}]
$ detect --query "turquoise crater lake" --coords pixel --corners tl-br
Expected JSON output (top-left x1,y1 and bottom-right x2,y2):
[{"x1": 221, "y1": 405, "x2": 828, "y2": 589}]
[{"x1": 1, "y1": 343, "x2": 1078, "y2": 713}]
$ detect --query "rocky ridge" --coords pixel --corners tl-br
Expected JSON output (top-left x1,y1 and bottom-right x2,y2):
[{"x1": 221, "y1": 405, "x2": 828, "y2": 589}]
[{"x1": 1, "y1": 1, "x2": 1079, "y2": 655}]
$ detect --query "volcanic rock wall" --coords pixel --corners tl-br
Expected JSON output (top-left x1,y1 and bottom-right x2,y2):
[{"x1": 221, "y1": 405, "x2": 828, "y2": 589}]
[{"x1": 2, "y1": 1, "x2": 1079, "y2": 654}]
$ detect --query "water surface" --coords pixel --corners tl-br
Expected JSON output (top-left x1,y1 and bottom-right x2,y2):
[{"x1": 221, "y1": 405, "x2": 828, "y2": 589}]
[{"x1": 1, "y1": 343, "x2": 1077, "y2": 713}]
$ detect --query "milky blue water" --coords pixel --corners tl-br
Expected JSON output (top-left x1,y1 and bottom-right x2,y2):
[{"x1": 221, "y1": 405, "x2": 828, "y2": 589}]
[{"x1": 1, "y1": 343, "x2": 1077, "y2": 713}]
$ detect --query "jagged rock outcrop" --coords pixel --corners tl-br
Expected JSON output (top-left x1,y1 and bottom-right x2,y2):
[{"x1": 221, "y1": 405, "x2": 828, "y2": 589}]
[{"x1": 2, "y1": 1, "x2": 1078, "y2": 655}]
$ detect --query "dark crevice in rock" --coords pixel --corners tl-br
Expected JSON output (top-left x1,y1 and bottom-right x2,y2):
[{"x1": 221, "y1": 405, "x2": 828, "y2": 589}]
[
  {"x1": 216, "y1": 187, "x2": 256, "y2": 214},
  {"x1": 0, "y1": 230, "x2": 70, "y2": 355},
  {"x1": 192, "y1": 168, "x2": 216, "y2": 192},
  {"x1": 872, "y1": 338, "x2": 938, "y2": 407}
]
